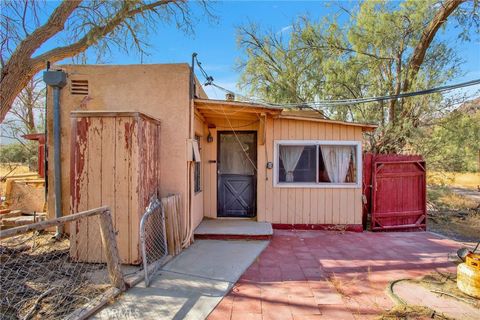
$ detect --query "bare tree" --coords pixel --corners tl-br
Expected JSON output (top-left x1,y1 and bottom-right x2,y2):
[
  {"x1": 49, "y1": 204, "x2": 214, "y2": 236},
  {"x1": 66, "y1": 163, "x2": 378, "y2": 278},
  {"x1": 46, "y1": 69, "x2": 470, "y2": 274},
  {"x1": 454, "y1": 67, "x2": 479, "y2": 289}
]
[
  {"x1": 0, "y1": 0, "x2": 213, "y2": 122},
  {"x1": 1, "y1": 76, "x2": 45, "y2": 144}
]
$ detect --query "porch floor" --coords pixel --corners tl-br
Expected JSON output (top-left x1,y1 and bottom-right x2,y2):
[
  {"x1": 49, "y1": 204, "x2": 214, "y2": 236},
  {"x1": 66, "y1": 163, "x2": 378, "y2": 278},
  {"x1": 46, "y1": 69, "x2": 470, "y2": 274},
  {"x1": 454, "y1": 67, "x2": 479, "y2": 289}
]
[
  {"x1": 194, "y1": 219, "x2": 273, "y2": 240},
  {"x1": 208, "y1": 230, "x2": 476, "y2": 320}
]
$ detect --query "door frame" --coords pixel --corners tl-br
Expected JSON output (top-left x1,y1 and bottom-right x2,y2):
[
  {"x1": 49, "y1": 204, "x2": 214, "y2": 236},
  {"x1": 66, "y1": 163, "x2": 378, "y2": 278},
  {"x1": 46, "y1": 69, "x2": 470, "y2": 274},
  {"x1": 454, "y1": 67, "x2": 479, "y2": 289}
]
[{"x1": 216, "y1": 130, "x2": 257, "y2": 218}]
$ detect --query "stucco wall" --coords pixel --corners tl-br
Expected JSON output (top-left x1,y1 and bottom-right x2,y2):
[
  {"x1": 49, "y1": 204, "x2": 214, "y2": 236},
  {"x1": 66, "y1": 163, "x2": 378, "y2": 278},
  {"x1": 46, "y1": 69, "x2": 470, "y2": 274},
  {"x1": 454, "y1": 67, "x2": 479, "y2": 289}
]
[
  {"x1": 46, "y1": 64, "x2": 192, "y2": 226},
  {"x1": 191, "y1": 114, "x2": 207, "y2": 228}
]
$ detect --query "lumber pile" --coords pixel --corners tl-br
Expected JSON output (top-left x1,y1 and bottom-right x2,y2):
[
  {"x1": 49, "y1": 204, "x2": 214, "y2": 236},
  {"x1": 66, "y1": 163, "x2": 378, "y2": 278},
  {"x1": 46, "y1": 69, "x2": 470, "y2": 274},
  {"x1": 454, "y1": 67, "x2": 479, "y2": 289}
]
[
  {"x1": 0, "y1": 210, "x2": 47, "y2": 230},
  {"x1": 2, "y1": 175, "x2": 45, "y2": 213},
  {"x1": 162, "y1": 194, "x2": 182, "y2": 256}
]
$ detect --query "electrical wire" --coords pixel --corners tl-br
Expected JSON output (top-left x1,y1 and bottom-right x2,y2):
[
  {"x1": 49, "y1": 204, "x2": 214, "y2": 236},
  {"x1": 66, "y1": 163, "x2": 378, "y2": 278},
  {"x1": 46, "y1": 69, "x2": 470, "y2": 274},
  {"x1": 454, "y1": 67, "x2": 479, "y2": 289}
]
[
  {"x1": 221, "y1": 106, "x2": 258, "y2": 173},
  {"x1": 193, "y1": 54, "x2": 480, "y2": 109},
  {"x1": 210, "y1": 78, "x2": 480, "y2": 108},
  {"x1": 209, "y1": 81, "x2": 259, "y2": 173}
]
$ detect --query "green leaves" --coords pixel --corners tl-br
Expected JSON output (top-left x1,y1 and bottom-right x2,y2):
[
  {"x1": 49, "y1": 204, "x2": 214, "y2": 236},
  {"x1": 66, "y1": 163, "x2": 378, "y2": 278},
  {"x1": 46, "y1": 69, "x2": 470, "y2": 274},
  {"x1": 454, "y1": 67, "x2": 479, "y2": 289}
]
[{"x1": 236, "y1": 0, "x2": 476, "y2": 158}]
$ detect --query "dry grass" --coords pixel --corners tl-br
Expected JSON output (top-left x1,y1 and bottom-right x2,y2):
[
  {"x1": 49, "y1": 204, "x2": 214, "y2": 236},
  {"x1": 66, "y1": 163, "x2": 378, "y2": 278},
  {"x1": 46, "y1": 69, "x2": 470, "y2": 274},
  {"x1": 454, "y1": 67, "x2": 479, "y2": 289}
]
[
  {"x1": 0, "y1": 164, "x2": 31, "y2": 177},
  {"x1": 378, "y1": 271, "x2": 478, "y2": 320},
  {"x1": 428, "y1": 187, "x2": 478, "y2": 211},
  {"x1": 377, "y1": 305, "x2": 449, "y2": 320},
  {"x1": 0, "y1": 232, "x2": 111, "y2": 319},
  {"x1": 428, "y1": 171, "x2": 480, "y2": 189},
  {"x1": 427, "y1": 179, "x2": 479, "y2": 241},
  {"x1": 0, "y1": 164, "x2": 32, "y2": 195},
  {"x1": 415, "y1": 272, "x2": 479, "y2": 308}
]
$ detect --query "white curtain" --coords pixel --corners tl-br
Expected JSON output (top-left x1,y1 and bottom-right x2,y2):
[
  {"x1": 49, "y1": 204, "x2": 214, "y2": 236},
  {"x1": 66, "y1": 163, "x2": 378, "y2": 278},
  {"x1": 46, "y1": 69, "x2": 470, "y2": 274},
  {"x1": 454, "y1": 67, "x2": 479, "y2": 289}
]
[
  {"x1": 280, "y1": 146, "x2": 304, "y2": 182},
  {"x1": 219, "y1": 135, "x2": 254, "y2": 175},
  {"x1": 321, "y1": 146, "x2": 353, "y2": 183}
]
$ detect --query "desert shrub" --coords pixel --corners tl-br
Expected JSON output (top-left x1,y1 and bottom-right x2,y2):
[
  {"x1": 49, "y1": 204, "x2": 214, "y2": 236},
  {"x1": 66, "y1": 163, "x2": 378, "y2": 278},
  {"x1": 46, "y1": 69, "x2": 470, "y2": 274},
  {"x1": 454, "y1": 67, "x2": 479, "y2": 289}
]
[{"x1": 0, "y1": 143, "x2": 36, "y2": 166}]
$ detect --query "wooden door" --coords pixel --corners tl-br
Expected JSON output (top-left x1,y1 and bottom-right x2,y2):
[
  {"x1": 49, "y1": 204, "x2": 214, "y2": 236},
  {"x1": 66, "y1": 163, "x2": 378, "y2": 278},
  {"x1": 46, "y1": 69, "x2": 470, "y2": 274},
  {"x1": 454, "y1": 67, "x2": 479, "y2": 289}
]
[{"x1": 217, "y1": 132, "x2": 257, "y2": 217}]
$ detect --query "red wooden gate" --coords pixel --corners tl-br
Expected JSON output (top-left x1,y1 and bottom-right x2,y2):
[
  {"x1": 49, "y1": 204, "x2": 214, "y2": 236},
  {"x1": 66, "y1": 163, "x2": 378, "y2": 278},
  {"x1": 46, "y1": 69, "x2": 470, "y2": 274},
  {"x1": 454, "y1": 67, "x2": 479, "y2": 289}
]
[{"x1": 364, "y1": 154, "x2": 426, "y2": 231}]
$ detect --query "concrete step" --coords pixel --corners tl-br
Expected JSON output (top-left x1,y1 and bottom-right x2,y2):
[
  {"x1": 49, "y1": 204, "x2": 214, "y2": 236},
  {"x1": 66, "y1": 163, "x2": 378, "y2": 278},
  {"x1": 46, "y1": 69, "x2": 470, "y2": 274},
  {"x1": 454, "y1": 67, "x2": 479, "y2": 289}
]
[{"x1": 194, "y1": 219, "x2": 273, "y2": 240}]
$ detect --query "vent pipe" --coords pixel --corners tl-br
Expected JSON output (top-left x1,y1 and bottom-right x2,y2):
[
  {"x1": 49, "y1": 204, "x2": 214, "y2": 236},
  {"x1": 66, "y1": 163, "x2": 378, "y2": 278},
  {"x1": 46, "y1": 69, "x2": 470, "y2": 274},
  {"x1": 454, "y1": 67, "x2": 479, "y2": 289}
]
[{"x1": 43, "y1": 70, "x2": 67, "y2": 237}]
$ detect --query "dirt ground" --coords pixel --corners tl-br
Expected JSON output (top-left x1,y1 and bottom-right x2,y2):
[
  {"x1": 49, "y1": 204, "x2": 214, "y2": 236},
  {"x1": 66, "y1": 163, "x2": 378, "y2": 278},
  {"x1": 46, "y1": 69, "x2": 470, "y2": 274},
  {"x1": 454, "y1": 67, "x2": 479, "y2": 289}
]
[
  {"x1": 0, "y1": 232, "x2": 111, "y2": 319},
  {"x1": 428, "y1": 210, "x2": 480, "y2": 242},
  {"x1": 427, "y1": 184, "x2": 480, "y2": 242}
]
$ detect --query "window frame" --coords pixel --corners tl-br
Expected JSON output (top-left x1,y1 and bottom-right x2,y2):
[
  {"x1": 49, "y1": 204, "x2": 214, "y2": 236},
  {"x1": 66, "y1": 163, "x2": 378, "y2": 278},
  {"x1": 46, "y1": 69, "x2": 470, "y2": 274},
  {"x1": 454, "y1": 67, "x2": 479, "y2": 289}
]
[
  {"x1": 273, "y1": 140, "x2": 362, "y2": 189},
  {"x1": 194, "y1": 134, "x2": 202, "y2": 194}
]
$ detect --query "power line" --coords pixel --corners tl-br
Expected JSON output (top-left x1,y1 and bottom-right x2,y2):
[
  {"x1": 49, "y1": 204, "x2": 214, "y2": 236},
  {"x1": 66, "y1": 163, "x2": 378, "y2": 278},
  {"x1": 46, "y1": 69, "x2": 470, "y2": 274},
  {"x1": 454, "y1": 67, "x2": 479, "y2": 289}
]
[
  {"x1": 211, "y1": 78, "x2": 480, "y2": 108},
  {"x1": 193, "y1": 54, "x2": 480, "y2": 109}
]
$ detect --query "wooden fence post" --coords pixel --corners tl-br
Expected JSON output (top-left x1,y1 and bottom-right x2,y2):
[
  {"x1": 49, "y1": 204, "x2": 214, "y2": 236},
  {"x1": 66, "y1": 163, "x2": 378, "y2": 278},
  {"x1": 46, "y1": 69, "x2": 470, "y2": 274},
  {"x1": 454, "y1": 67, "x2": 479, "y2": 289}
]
[{"x1": 99, "y1": 209, "x2": 126, "y2": 291}]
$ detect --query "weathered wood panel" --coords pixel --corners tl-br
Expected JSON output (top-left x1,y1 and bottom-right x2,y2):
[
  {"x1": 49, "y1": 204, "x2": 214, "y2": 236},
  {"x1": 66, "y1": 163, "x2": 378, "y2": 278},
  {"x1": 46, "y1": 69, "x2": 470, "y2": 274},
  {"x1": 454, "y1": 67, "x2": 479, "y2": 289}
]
[
  {"x1": 87, "y1": 117, "x2": 103, "y2": 262},
  {"x1": 115, "y1": 117, "x2": 131, "y2": 263},
  {"x1": 264, "y1": 119, "x2": 363, "y2": 226},
  {"x1": 71, "y1": 112, "x2": 160, "y2": 264},
  {"x1": 198, "y1": 112, "x2": 364, "y2": 226}
]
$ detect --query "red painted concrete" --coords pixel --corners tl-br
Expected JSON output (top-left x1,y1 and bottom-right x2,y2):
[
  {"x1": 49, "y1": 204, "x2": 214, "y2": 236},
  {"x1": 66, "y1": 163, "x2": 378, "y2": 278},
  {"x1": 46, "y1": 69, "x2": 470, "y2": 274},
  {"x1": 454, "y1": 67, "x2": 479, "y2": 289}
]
[
  {"x1": 194, "y1": 234, "x2": 272, "y2": 240},
  {"x1": 272, "y1": 224, "x2": 363, "y2": 232},
  {"x1": 208, "y1": 230, "x2": 462, "y2": 320}
]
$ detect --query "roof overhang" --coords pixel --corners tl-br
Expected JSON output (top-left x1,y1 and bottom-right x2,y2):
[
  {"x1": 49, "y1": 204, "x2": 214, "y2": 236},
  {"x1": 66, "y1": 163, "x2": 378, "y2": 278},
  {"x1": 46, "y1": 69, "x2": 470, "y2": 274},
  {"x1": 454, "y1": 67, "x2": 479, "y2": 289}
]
[
  {"x1": 194, "y1": 98, "x2": 377, "y2": 132},
  {"x1": 194, "y1": 98, "x2": 282, "y2": 122}
]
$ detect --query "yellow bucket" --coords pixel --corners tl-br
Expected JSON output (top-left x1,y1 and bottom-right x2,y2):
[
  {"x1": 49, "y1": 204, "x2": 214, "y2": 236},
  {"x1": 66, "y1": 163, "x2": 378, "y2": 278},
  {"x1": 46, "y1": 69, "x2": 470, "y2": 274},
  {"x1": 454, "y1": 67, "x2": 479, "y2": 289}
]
[
  {"x1": 466, "y1": 253, "x2": 480, "y2": 271},
  {"x1": 457, "y1": 253, "x2": 480, "y2": 298}
]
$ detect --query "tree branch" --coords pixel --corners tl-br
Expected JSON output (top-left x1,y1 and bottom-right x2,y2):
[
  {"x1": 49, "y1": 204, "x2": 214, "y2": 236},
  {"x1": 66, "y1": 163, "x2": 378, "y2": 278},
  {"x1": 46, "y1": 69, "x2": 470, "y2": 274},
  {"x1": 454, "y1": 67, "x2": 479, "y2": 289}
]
[{"x1": 402, "y1": 0, "x2": 465, "y2": 92}]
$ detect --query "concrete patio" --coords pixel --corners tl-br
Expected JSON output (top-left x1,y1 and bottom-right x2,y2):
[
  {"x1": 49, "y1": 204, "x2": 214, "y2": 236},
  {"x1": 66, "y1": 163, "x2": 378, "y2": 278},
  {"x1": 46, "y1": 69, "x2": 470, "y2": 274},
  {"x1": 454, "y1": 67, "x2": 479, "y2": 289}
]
[
  {"x1": 93, "y1": 239, "x2": 268, "y2": 320},
  {"x1": 208, "y1": 230, "x2": 473, "y2": 320}
]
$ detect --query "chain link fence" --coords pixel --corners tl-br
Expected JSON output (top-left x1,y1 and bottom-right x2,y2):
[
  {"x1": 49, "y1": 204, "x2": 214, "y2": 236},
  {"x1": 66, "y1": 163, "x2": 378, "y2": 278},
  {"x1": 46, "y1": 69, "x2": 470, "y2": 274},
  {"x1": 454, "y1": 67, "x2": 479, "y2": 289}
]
[
  {"x1": 0, "y1": 207, "x2": 124, "y2": 320},
  {"x1": 140, "y1": 196, "x2": 168, "y2": 287}
]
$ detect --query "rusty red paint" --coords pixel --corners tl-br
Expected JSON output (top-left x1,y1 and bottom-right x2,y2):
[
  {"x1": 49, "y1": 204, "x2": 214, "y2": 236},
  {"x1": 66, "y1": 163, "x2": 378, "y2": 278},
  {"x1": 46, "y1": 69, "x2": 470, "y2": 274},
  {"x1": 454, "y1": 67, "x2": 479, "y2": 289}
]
[
  {"x1": 70, "y1": 117, "x2": 90, "y2": 213},
  {"x1": 195, "y1": 234, "x2": 272, "y2": 240},
  {"x1": 23, "y1": 133, "x2": 46, "y2": 178},
  {"x1": 124, "y1": 120, "x2": 136, "y2": 152},
  {"x1": 272, "y1": 224, "x2": 363, "y2": 232},
  {"x1": 69, "y1": 112, "x2": 161, "y2": 265},
  {"x1": 364, "y1": 153, "x2": 426, "y2": 232},
  {"x1": 136, "y1": 119, "x2": 161, "y2": 214}
]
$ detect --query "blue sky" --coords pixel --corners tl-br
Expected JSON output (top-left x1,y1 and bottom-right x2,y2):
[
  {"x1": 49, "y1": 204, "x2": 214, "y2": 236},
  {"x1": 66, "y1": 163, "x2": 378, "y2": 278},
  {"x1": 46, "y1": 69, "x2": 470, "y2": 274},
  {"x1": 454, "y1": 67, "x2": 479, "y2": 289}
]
[
  {"x1": 2, "y1": 1, "x2": 478, "y2": 144},
  {"x1": 57, "y1": 0, "x2": 479, "y2": 99},
  {"x1": 99, "y1": 1, "x2": 349, "y2": 98}
]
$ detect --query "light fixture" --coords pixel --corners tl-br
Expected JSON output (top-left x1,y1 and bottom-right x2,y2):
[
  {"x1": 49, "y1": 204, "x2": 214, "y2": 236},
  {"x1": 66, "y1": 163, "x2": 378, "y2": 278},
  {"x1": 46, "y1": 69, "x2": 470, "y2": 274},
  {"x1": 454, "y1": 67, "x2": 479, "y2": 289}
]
[
  {"x1": 207, "y1": 130, "x2": 213, "y2": 143},
  {"x1": 207, "y1": 124, "x2": 215, "y2": 143}
]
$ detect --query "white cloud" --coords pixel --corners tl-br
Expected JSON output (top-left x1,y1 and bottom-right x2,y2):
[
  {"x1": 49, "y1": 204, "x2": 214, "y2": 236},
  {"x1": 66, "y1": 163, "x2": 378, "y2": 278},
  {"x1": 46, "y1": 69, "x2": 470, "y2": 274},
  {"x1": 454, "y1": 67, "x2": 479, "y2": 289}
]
[{"x1": 277, "y1": 25, "x2": 293, "y2": 35}]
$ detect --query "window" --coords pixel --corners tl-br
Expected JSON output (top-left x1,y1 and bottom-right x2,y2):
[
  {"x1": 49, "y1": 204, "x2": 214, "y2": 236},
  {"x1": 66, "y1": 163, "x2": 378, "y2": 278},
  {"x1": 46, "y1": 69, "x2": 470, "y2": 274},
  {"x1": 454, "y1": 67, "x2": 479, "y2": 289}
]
[
  {"x1": 274, "y1": 140, "x2": 361, "y2": 188},
  {"x1": 194, "y1": 135, "x2": 201, "y2": 193}
]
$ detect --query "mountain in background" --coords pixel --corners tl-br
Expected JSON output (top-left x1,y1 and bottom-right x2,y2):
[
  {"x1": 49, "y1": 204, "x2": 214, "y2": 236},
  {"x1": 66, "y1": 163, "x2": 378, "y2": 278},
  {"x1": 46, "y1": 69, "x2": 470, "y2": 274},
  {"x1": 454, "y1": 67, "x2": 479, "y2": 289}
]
[{"x1": 456, "y1": 96, "x2": 480, "y2": 115}]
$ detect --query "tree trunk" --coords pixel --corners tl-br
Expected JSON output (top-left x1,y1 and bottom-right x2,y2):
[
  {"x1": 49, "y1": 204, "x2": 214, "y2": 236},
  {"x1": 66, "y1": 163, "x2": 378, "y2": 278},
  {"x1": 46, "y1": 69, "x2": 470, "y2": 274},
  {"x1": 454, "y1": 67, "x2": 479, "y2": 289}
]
[
  {"x1": 0, "y1": 0, "x2": 81, "y2": 123},
  {"x1": 0, "y1": 0, "x2": 175, "y2": 123},
  {"x1": 402, "y1": 0, "x2": 465, "y2": 93}
]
